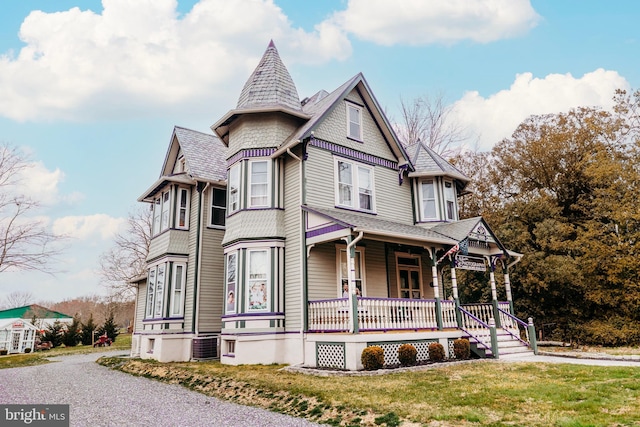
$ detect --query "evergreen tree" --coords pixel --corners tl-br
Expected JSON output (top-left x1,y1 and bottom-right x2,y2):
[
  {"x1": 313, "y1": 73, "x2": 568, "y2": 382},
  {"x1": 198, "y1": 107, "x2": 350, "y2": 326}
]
[
  {"x1": 61, "y1": 315, "x2": 81, "y2": 347},
  {"x1": 80, "y1": 314, "x2": 97, "y2": 346},
  {"x1": 41, "y1": 320, "x2": 64, "y2": 348},
  {"x1": 97, "y1": 311, "x2": 119, "y2": 343}
]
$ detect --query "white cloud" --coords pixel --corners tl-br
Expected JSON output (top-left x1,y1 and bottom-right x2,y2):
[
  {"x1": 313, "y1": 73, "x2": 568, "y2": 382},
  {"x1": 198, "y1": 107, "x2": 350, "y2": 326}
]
[
  {"x1": 329, "y1": 0, "x2": 540, "y2": 46},
  {"x1": 0, "y1": 0, "x2": 351, "y2": 122},
  {"x1": 52, "y1": 214, "x2": 126, "y2": 240},
  {"x1": 452, "y1": 68, "x2": 630, "y2": 150}
]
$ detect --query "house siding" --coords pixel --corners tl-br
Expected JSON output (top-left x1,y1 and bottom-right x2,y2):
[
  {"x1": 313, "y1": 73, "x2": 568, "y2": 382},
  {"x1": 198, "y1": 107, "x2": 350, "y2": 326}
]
[
  {"x1": 183, "y1": 187, "x2": 200, "y2": 333},
  {"x1": 147, "y1": 229, "x2": 190, "y2": 261},
  {"x1": 134, "y1": 281, "x2": 146, "y2": 333},
  {"x1": 228, "y1": 114, "x2": 300, "y2": 158},
  {"x1": 307, "y1": 243, "x2": 336, "y2": 300},
  {"x1": 222, "y1": 209, "x2": 285, "y2": 246},
  {"x1": 283, "y1": 152, "x2": 302, "y2": 330}
]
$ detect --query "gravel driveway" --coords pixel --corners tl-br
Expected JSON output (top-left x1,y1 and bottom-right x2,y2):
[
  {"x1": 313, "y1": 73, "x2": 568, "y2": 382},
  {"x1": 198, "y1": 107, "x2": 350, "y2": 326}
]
[{"x1": 0, "y1": 351, "x2": 323, "y2": 427}]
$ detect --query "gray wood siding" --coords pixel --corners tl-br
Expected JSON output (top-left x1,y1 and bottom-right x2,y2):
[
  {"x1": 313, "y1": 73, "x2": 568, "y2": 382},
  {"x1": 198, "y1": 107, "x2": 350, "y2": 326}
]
[
  {"x1": 184, "y1": 187, "x2": 200, "y2": 333},
  {"x1": 134, "y1": 281, "x2": 146, "y2": 333},
  {"x1": 312, "y1": 90, "x2": 397, "y2": 162},
  {"x1": 307, "y1": 243, "x2": 336, "y2": 300},
  {"x1": 283, "y1": 153, "x2": 302, "y2": 330},
  {"x1": 228, "y1": 113, "x2": 299, "y2": 157},
  {"x1": 222, "y1": 209, "x2": 285, "y2": 245},
  {"x1": 363, "y1": 240, "x2": 388, "y2": 298}
]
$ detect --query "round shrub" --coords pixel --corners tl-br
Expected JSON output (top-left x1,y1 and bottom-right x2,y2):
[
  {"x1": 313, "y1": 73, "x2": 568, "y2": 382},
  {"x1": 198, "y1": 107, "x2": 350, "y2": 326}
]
[
  {"x1": 453, "y1": 338, "x2": 470, "y2": 360},
  {"x1": 0, "y1": 349, "x2": 8, "y2": 356},
  {"x1": 428, "y1": 342, "x2": 445, "y2": 362},
  {"x1": 397, "y1": 343, "x2": 417, "y2": 366},
  {"x1": 361, "y1": 346, "x2": 384, "y2": 370},
  {"x1": 23, "y1": 348, "x2": 32, "y2": 353}
]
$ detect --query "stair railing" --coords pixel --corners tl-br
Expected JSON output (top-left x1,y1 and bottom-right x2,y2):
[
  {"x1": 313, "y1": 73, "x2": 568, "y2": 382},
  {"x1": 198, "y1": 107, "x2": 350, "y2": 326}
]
[
  {"x1": 457, "y1": 306, "x2": 493, "y2": 353},
  {"x1": 497, "y1": 308, "x2": 531, "y2": 347}
]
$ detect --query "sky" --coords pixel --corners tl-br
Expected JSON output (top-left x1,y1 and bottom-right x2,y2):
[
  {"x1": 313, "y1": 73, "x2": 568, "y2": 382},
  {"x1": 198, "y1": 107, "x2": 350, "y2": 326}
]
[{"x1": 0, "y1": 0, "x2": 638, "y2": 304}]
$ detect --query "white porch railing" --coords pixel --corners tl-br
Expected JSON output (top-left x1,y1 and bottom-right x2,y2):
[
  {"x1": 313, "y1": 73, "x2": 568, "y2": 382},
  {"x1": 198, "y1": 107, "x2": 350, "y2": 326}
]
[
  {"x1": 458, "y1": 306, "x2": 492, "y2": 351},
  {"x1": 308, "y1": 297, "x2": 453, "y2": 332},
  {"x1": 462, "y1": 302, "x2": 519, "y2": 335}
]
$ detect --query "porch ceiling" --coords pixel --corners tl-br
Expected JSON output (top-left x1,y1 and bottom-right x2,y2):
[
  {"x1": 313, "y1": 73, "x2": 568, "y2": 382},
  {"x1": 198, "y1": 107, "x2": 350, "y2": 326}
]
[{"x1": 303, "y1": 205, "x2": 457, "y2": 247}]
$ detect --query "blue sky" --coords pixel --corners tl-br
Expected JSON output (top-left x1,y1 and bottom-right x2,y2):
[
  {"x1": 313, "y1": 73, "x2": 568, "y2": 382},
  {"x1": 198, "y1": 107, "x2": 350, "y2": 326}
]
[{"x1": 0, "y1": 0, "x2": 638, "y2": 304}]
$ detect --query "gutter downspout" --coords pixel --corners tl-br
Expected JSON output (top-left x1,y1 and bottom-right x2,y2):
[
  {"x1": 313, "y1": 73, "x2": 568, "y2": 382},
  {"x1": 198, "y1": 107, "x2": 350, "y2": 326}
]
[
  {"x1": 192, "y1": 181, "x2": 210, "y2": 339},
  {"x1": 343, "y1": 231, "x2": 364, "y2": 333}
]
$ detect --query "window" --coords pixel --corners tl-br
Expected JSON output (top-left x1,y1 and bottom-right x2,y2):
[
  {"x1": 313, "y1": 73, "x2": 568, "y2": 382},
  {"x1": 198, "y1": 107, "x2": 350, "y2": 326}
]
[
  {"x1": 225, "y1": 252, "x2": 237, "y2": 314},
  {"x1": 335, "y1": 158, "x2": 375, "y2": 212},
  {"x1": 146, "y1": 268, "x2": 156, "y2": 317},
  {"x1": 210, "y1": 188, "x2": 226, "y2": 227},
  {"x1": 154, "y1": 264, "x2": 166, "y2": 317},
  {"x1": 421, "y1": 180, "x2": 437, "y2": 220},
  {"x1": 338, "y1": 248, "x2": 365, "y2": 297},
  {"x1": 347, "y1": 102, "x2": 362, "y2": 140},
  {"x1": 170, "y1": 264, "x2": 186, "y2": 316},
  {"x1": 228, "y1": 164, "x2": 240, "y2": 214},
  {"x1": 161, "y1": 191, "x2": 170, "y2": 231},
  {"x1": 176, "y1": 188, "x2": 190, "y2": 229},
  {"x1": 247, "y1": 250, "x2": 269, "y2": 311},
  {"x1": 152, "y1": 198, "x2": 161, "y2": 236},
  {"x1": 249, "y1": 160, "x2": 269, "y2": 207},
  {"x1": 444, "y1": 181, "x2": 457, "y2": 221}
]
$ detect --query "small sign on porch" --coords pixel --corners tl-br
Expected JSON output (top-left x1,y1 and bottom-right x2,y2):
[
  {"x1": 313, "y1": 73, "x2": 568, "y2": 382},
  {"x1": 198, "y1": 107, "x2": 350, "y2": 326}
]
[{"x1": 455, "y1": 255, "x2": 486, "y2": 271}]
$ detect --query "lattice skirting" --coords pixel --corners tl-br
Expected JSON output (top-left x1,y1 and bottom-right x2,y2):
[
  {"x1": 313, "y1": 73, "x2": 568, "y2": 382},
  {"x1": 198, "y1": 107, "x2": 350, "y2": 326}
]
[
  {"x1": 367, "y1": 340, "x2": 439, "y2": 366},
  {"x1": 316, "y1": 342, "x2": 346, "y2": 369}
]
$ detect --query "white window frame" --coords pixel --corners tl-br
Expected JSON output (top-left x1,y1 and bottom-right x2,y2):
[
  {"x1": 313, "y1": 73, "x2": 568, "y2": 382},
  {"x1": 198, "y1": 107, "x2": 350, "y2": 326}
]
[
  {"x1": 248, "y1": 160, "x2": 270, "y2": 208},
  {"x1": 228, "y1": 163, "x2": 241, "y2": 214},
  {"x1": 419, "y1": 179, "x2": 439, "y2": 221},
  {"x1": 176, "y1": 188, "x2": 190, "y2": 230},
  {"x1": 160, "y1": 191, "x2": 170, "y2": 232},
  {"x1": 444, "y1": 180, "x2": 457, "y2": 221},
  {"x1": 145, "y1": 268, "x2": 156, "y2": 318},
  {"x1": 225, "y1": 252, "x2": 237, "y2": 314},
  {"x1": 152, "y1": 198, "x2": 161, "y2": 236},
  {"x1": 334, "y1": 157, "x2": 375, "y2": 212},
  {"x1": 336, "y1": 246, "x2": 366, "y2": 297},
  {"x1": 154, "y1": 263, "x2": 166, "y2": 318},
  {"x1": 170, "y1": 263, "x2": 186, "y2": 317},
  {"x1": 346, "y1": 102, "x2": 363, "y2": 141},
  {"x1": 246, "y1": 249, "x2": 270, "y2": 312},
  {"x1": 210, "y1": 187, "x2": 226, "y2": 227}
]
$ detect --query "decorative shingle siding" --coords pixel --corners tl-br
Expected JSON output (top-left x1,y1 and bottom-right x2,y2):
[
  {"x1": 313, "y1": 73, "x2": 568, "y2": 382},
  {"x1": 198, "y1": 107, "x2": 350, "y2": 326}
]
[
  {"x1": 222, "y1": 209, "x2": 286, "y2": 246},
  {"x1": 147, "y1": 229, "x2": 190, "y2": 261},
  {"x1": 312, "y1": 89, "x2": 397, "y2": 162},
  {"x1": 228, "y1": 114, "x2": 299, "y2": 157},
  {"x1": 283, "y1": 152, "x2": 303, "y2": 330}
]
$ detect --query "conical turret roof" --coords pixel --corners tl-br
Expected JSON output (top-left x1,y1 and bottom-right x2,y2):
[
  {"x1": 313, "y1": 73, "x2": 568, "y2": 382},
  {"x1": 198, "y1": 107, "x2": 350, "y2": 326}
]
[{"x1": 236, "y1": 40, "x2": 302, "y2": 111}]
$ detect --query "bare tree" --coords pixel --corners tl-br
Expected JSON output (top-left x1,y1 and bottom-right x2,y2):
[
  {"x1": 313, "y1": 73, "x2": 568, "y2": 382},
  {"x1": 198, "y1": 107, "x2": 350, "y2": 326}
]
[
  {"x1": 99, "y1": 206, "x2": 151, "y2": 300},
  {"x1": 0, "y1": 143, "x2": 65, "y2": 274},
  {"x1": 1, "y1": 290, "x2": 34, "y2": 309},
  {"x1": 395, "y1": 93, "x2": 472, "y2": 158}
]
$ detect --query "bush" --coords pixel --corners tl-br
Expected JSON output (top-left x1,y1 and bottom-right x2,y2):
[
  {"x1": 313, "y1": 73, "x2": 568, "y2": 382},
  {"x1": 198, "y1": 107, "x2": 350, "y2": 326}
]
[
  {"x1": 0, "y1": 349, "x2": 7, "y2": 355},
  {"x1": 453, "y1": 338, "x2": 470, "y2": 360},
  {"x1": 428, "y1": 342, "x2": 445, "y2": 362},
  {"x1": 361, "y1": 346, "x2": 384, "y2": 370},
  {"x1": 23, "y1": 348, "x2": 31, "y2": 353},
  {"x1": 397, "y1": 343, "x2": 417, "y2": 366}
]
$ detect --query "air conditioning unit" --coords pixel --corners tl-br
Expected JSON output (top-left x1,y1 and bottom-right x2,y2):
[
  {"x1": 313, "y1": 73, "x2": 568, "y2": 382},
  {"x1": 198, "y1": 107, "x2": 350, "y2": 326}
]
[{"x1": 192, "y1": 336, "x2": 218, "y2": 360}]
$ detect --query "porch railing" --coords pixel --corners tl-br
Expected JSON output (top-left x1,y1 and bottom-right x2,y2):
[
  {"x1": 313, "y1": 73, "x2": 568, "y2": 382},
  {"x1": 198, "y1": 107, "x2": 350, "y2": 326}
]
[
  {"x1": 308, "y1": 297, "x2": 455, "y2": 332},
  {"x1": 457, "y1": 306, "x2": 492, "y2": 352},
  {"x1": 497, "y1": 308, "x2": 530, "y2": 345}
]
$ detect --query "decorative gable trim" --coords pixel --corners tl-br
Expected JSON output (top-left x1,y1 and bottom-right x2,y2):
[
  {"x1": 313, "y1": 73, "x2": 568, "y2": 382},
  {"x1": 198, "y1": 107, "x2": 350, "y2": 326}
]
[
  {"x1": 310, "y1": 137, "x2": 398, "y2": 170},
  {"x1": 227, "y1": 148, "x2": 277, "y2": 166}
]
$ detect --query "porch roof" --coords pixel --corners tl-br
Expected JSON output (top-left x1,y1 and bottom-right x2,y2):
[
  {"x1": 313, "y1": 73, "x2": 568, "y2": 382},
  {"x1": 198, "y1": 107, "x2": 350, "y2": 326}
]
[{"x1": 302, "y1": 205, "x2": 457, "y2": 246}]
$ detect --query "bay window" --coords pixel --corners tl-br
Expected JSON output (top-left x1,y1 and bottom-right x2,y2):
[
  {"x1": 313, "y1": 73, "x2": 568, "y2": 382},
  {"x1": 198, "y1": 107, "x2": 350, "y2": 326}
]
[
  {"x1": 444, "y1": 181, "x2": 457, "y2": 221},
  {"x1": 249, "y1": 160, "x2": 270, "y2": 207},
  {"x1": 247, "y1": 249, "x2": 269, "y2": 311},
  {"x1": 145, "y1": 260, "x2": 187, "y2": 319},
  {"x1": 170, "y1": 263, "x2": 186, "y2": 316},
  {"x1": 421, "y1": 180, "x2": 437, "y2": 220},
  {"x1": 228, "y1": 164, "x2": 240, "y2": 214},
  {"x1": 225, "y1": 252, "x2": 237, "y2": 314}
]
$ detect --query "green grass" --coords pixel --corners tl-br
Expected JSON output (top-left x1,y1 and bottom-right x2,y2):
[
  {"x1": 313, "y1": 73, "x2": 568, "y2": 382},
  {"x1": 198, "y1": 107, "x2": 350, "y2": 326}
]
[
  {"x1": 0, "y1": 333, "x2": 131, "y2": 369},
  {"x1": 102, "y1": 357, "x2": 640, "y2": 427}
]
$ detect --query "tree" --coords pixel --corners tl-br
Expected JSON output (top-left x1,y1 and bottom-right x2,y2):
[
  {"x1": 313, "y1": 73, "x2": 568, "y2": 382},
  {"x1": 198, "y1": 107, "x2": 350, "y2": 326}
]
[
  {"x1": 394, "y1": 93, "x2": 474, "y2": 157},
  {"x1": 1, "y1": 291, "x2": 34, "y2": 309},
  {"x1": 0, "y1": 143, "x2": 66, "y2": 273},
  {"x1": 41, "y1": 320, "x2": 64, "y2": 348},
  {"x1": 62, "y1": 315, "x2": 81, "y2": 347},
  {"x1": 80, "y1": 314, "x2": 98, "y2": 346},
  {"x1": 99, "y1": 206, "x2": 151, "y2": 300},
  {"x1": 97, "y1": 311, "x2": 119, "y2": 343}
]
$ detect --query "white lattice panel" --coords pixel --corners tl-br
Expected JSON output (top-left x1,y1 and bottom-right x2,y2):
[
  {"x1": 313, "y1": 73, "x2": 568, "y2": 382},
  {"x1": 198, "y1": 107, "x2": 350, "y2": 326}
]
[
  {"x1": 368, "y1": 340, "x2": 438, "y2": 366},
  {"x1": 448, "y1": 339, "x2": 456, "y2": 359},
  {"x1": 317, "y1": 343, "x2": 345, "y2": 369}
]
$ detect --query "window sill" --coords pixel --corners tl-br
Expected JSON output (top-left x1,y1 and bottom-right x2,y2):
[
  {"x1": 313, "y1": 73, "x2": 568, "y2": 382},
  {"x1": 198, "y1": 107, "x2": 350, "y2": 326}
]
[
  {"x1": 335, "y1": 205, "x2": 377, "y2": 215},
  {"x1": 207, "y1": 225, "x2": 226, "y2": 230},
  {"x1": 346, "y1": 136, "x2": 363, "y2": 143}
]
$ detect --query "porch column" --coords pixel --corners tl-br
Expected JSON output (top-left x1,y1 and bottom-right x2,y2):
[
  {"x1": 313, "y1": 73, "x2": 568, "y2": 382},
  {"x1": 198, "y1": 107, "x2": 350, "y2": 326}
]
[
  {"x1": 431, "y1": 247, "x2": 443, "y2": 330},
  {"x1": 488, "y1": 257, "x2": 501, "y2": 328},
  {"x1": 450, "y1": 262, "x2": 462, "y2": 328},
  {"x1": 503, "y1": 264, "x2": 514, "y2": 314},
  {"x1": 345, "y1": 232, "x2": 363, "y2": 334}
]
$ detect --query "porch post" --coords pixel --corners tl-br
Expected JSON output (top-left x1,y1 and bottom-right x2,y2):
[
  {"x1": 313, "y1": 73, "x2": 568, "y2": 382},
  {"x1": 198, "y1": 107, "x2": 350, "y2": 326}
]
[
  {"x1": 345, "y1": 232, "x2": 364, "y2": 334},
  {"x1": 488, "y1": 257, "x2": 501, "y2": 328},
  {"x1": 450, "y1": 261, "x2": 462, "y2": 328},
  {"x1": 503, "y1": 264, "x2": 514, "y2": 314},
  {"x1": 431, "y1": 247, "x2": 443, "y2": 330}
]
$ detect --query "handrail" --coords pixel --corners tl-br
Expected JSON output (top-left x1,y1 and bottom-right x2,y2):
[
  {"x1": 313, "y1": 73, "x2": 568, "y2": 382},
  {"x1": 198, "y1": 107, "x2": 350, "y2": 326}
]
[
  {"x1": 498, "y1": 308, "x2": 527, "y2": 328},
  {"x1": 457, "y1": 307, "x2": 492, "y2": 351},
  {"x1": 497, "y1": 308, "x2": 530, "y2": 346},
  {"x1": 458, "y1": 306, "x2": 490, "y2": 328}
]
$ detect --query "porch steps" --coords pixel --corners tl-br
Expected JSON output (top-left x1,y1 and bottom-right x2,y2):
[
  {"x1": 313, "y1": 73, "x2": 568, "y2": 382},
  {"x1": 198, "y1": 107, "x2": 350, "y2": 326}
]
[{"x1": 466, "y1": 328, "x2": 534, "y2": 359}]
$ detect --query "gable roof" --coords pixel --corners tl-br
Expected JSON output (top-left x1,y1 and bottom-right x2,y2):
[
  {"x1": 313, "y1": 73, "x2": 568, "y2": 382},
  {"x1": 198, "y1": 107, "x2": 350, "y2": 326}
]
[
  {"x1": 272, "y1": 73, "x2": 411, "y2": 166},
  {"x1": 0, "y1": 304, "x2": 72, "y2": 320},
  {"x1": 138, "y1": 126, "x2": 226, "y2": 202},
  {"x1": 406, "y1": 140, "x2": 469, "y2": 184},
  {"x1": 431, "y1": 217, "x2": 519, "y2": 257}
]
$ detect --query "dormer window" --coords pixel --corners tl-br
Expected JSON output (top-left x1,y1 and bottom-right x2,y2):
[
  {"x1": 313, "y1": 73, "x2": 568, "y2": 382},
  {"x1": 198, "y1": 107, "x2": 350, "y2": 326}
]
[
  {"x1": 444, "y1": 181, "x2": 457, "y2": 221},
  {"x1": 418, "y1": 179, "x2": 458, "y2": 222},
  {"x1": 421, "y1": 180, "x2": 437, "y2": 220},
  {"x1": 346, "y1": 102, "x2": 362, "y2": 141}
]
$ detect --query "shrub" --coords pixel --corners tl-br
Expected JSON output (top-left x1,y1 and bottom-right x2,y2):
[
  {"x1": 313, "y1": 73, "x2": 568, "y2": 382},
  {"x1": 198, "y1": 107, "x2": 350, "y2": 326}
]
[
  {"x1": 397, "y1": 343, "x2": 417, "y2": 366},
  {"x1": 428, "y1": 342, "x2": 445, "y2": 362},
  {"x1": 23, "y1": 348, "x2": 31, "y2": 353},
  {"x1": 361, "y1": 346, "x2": 384, "y2": 370},
  {"x1": 0, "y1": 349, "x2": 7, "y2": 355},
  {"x1": 453, "y1": 338, "x2": 470, "y2": 360}
]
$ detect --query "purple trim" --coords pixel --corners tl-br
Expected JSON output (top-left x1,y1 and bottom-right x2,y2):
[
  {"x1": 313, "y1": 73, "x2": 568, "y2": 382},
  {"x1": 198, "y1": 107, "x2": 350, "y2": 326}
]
[
  {"x1": 221, "y1": 331, "x2": 299, "y2": 337},
  {"x1": 310, "y1": 138, "x2": 398, "y2": 169},
  {"x1": 222, "y1": 311, "x2": 284, "y2": 319},
  {"x1": 227, "y1": 148, "x2": 277, "y2": 166},
  {"x1": 143, "y1": 316, "x2": 185, "y2": 322},
  {"x1": 133, "y1": 331, "x2": 196, "y2": 336},
  {"x1": 306, "y1": 223, "x2": 346, "y2": 238}
]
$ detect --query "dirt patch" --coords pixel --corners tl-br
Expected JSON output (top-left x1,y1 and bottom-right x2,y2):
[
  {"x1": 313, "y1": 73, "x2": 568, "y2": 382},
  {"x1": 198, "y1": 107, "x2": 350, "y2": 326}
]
[{"x1": 98, "y1": 357, "x2": 408, "y2": 426}]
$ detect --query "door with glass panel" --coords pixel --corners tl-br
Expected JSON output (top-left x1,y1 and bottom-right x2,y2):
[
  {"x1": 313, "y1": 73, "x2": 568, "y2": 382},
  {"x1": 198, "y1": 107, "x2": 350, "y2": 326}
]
[{"x1": 397, "y1": 255, "x2": 422, "y2": 299}]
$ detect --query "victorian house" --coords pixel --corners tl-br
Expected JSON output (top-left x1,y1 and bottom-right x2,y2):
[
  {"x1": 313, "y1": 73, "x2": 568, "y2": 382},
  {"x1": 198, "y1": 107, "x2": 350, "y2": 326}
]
[{"x1": 132, "y1": 41, "x2": 535, "y2": 370}]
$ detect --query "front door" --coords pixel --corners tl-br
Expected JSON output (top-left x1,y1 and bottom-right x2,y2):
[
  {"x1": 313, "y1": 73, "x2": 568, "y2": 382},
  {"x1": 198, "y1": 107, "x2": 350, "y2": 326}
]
[
  {"x1": 11, "y1": 332, "x2": 20, "y2": 352},
  {"x1": 397, "y1": 255, "x2": 422, "y2": 299}
]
